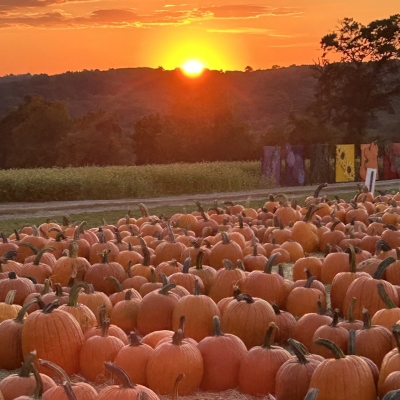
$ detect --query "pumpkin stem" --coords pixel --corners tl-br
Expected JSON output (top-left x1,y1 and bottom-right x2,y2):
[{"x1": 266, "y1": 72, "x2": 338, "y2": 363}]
[
  {"x1": 5, "y1": 289, "x2": 16, "y2": 305},
  {"x1": 348, "y1": 329, "x2": 357, "y2": 355},
  {"x1": 104, "y1": 362, "x2": 137, "y2": 389},
  {"x1": 330, "y1": 309, "x2": 340, "y2": 327},
  {"x1": 316, "y1": 299, "x2": 325, "y2": 315},
  {"x1": 42, "y1": 300, "x2": 60, "y2": 314},
  {"x1": 347, "y1": 244, "x2": 357, "y2": 273},
  {"x1": 346, "y1": 297, "x2": 357, "y2": 323},
  {"x1": 104, "y1": 276, "x2": 123, "y2": 293},
  {"x1": 128, "y1": 331, "x2": 142, "y2": 347},
  {"x1": 30, "y1": 361, "x2": 44, "y2": 399},
  {"x1": 222, "y1": 259, "x2": 236, "y2": 270},
  {"x1": 20, "y1": 351, "x2": 37, "y2": 378},
  {"x1": 304, "y1": 388, "x2": 320, "y2": 400},
  {"x1": 38, "y1": 358, "x2": 71, "y2": 383},
  {"x1": 314, "y1": 183, "x2": 328, "y2": 198},
  {"x1": 100, "y1": 249, "x2": 111, "y2": 264},
  {"x1": 101, "y1": 318, "x2": 111, "y2": 337},
  {"x1": 212, "y1": 315, "x2": 224, "y2": 337},
  {"x1": 195, "y1": 250, "x2": 204, "y2": 270},
  {"x1": 288, "y1": 338, "x2": 309, "y2": 365},
  {"x1": 62, "y1": 381, "x2": 78, "y2": 400},
  {"x1": 304, "y1": 275, "x2": 316, "y2": 288},
  {"x1": 271, "y1": 302, "x2": 281, "y2": 315},
  {"x1": 377, "y1": 283, "x2": 397, "y2": 309},
  {"x1": 393, "y1": 324, "x2": 400, "y2": 352},
  {"x1": 172, "y1": 329, "x2": 184, "y2": 346},
  {"x1": 314, "y1": 338, "x2": 345, "y2": 359},
  {"x1": 362, "y1": 308, "x2": 372, "y2": 330},
  {"x1": 373, "y1": 257, "x2": 396, "y2": 279},
  {"x1": 124, "y1": 290, "x2": 133, "y2": 301},
  {"x1": 15, "y1": 297, "x2": 39, "y2": 323},
  {"x1": 236, "y1": 293, "x2": 255, "y2": 304},
  {"x1": 138, "y1": 237, "x2": 151, "y2": 267},
  {"x1": 67, "y1": 281, "x2": 90, "y2": 308},
  {"x1": 261, "y1": 322, "x2": 276, "y2": 349},
  {"x1": 182, "y1": 258, "x2": 191, "y2": 274},
  {"x1": 264, "y1": 253, "x2": 280, "y2": 274},
  {"x1": 158, "y1": 282, "x2": 176, "y2": 295},
  {"x1": 172, "y1": 373, "x2": 185, "y2": 400}
]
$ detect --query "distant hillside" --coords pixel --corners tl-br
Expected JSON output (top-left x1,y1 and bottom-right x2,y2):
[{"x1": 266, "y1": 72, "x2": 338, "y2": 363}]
[
  {"x1": 1, "y1": 65, "x2": 399, "y2": 136},
  {"x1": 0, "y1": 66, "x2": 316, "y2": 132}
]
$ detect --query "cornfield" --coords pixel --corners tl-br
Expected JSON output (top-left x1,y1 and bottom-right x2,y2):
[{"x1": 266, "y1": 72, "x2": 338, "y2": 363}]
[{"x1": 0, "y1": 162, "x2": 269, "y2": 202}]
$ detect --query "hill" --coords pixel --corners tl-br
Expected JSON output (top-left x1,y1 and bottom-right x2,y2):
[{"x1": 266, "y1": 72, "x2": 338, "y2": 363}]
[{"x1": 0, "y1": 66, "x2": 317, "y2": 132}]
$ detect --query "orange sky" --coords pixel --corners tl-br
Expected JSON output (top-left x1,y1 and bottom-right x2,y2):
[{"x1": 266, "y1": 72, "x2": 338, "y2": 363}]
[{"x1": 0, "y1": 0, "x2": 399, "y2": 75}]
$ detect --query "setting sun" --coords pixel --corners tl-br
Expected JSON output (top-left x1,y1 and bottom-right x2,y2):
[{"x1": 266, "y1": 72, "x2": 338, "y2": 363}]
[{"x1": 182, "y1": 60, "x2": 204, "y2": 76}]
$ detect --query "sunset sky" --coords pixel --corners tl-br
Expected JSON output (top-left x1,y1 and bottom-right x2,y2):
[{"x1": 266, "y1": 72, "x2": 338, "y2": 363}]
[{"x1": 0, "y1": 0, "x2": 399, "y2": 76}]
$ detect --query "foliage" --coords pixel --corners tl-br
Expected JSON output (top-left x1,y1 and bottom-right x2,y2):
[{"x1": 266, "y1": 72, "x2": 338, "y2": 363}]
[
  {"x1": 0, "y1": 161, "x2": 264, "y2": 202},
  {"x1": 312, "y1": 15, "x2": 400, "y2": 142}
]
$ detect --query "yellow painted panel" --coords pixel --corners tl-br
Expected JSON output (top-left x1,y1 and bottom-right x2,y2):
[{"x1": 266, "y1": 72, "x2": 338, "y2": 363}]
[{"x1": 336, "y1": 145, "x2": 355, "y2": 182}]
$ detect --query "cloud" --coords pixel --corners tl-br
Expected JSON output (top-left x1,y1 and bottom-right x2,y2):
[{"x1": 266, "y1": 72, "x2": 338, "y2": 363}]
[
  {"x1": 0, "y1": 0, "x2": 93, "y2": 11},
  {"x1": 198, "y1": 5, "x2": 302, "y2": 19},
  {"x1": 0, "y1": 3, "x2": 303, "y2": 29},
  {"x1": 207, "y1": 27, "x2": 296, "y2": 36}
]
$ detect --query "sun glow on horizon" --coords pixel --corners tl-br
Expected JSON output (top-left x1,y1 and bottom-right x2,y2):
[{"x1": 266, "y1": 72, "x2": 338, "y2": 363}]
[{"x1": 182, "y1": 60, "x2": 204, "y2": 76}]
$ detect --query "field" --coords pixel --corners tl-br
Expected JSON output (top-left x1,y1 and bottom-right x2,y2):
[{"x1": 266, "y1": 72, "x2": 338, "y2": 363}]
[{"x1": 0, "y1": 161, "x2": 266, "y2": 203}]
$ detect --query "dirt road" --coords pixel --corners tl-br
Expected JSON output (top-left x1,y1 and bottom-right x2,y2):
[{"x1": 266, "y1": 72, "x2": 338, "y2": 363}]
[{"x1": 0, "y1": 179, "x2": 399, "y2": 220}]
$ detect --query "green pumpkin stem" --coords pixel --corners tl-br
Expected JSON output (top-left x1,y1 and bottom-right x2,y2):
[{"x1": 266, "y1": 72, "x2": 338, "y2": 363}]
[
  {"x1": 20, "y1": 351, "x2": 37, "y2": 378},
  {"x1": 362, "y1": 308, "x2": 372, "y2": 330},
  {"x1": 348, "y1": 329, "x2": 357, "y2": 355},
  {"x1": 67, "y1": 282, "x2": 90, "y2": 307},
  {"x1": 172, "y1": 329, "x2": 184, "y2": 346},
  {"x1": 373, "y1": 257, "x2": 396, "y2": 279}
]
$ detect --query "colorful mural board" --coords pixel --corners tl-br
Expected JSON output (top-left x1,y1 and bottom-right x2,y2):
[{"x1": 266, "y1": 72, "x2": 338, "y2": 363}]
[
  {"x1": 284, "y1": 144, "x2": 305, "y2": 186},
  {"x1": 360, "y1": 142, "x2": 379, "y2": 181},
  {"x1": 335, "y1": 144, "x2": 355, "y2": 182},
  {"x1": 384, "y1": 143, "x2": 400, "y2": 180},
  {"x1": 261, "y1": 146, "x2": 281, "y2": 185}
]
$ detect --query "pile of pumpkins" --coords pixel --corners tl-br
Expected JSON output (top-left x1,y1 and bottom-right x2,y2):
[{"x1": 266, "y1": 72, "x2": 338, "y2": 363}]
[{"x1": 0, "y1": 183, "x2": 400, "y2": 399}]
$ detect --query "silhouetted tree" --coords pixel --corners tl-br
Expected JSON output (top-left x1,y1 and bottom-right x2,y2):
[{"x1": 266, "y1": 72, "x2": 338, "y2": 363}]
[{"x1": 312, "y1": 14, "x2": 400, "y2": 142}]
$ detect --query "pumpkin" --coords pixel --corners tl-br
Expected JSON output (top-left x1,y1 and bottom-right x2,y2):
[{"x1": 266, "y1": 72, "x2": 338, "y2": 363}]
[
  {"x1": 337, "y1": 297, "x2": 363, "y2": 331},
  {"x1": 172, "y1": 280, "x2": 220, "y2": 342},
  {"x1": 84, "y1": 249, "x2": 127, "y2": 295},
  {"x1": 197, "y1": 315, "x2": 247, "y2": 392},
  {"x1": 343, "y1": 257, "x2": 399, "y2": 320},
  {"x1": 355, "y1": 308, "x2": 392, "y2": 369},
  {"x1": 114, "y1": 332, "x2": 154, "y2": 386},
  {"x1": 79, "y1": 319, "x2": 125, "y2": 383},
  {"x1": 147, "y1": 329, "x2": 204, "y2": 395},
  {"x1": 21, "y1": 301, "x2": 84, "y2": 375},
  {"x1": 0, "y1": 352, "x2": 56, "y2": 400},
  {"x1": 0, "y1": 272, "x2": 36, "y2": 306},
  {"x1": 96, "y1": 362, "x2": 159, "y2": 400},
  {"x1": 188, "y1": 250, "x2": 216, "y2": 295},
  {"x1": 0, "y1": 297, "x2": 38, "y2": 370},
  {"x1": 58, "y1": 282, "x2": 97, "y2": 333},
  {"x1": 39, "y1": 359, "x2": 97, "y2": 400},
  {"x1": 136, "y1": 282, "x2": 179, "y2": 335},
  {"x1": 209, "y1": 231, "x2": 243, "y2": 270},
  {"x1": 286, "y1": 275, "x2": 326, "y2": 317},
  {"x1": 77, "y1": 284, "x2": 113, "y2": 323},
  {"x1": 51, "y1": 241, "x2": 91, "y2": 286},
  {"x1": 371, "y1": 283, "x2": 400, "y2": 331},
  {"x1": 208, "y1": 259, "x2": 246, "y2": 304},
  {"x1": 275, "y1": 338, "x2": 323, "y2": 400},
  {"x1": 309, "y1": 338, "x2": 376, "y2": 400},
  {"x1": 221, "y1": 293, "x2": 276, "y2": 349},
  {"x1": 238, "y1": 322, "x2": 291, "y2": 395}
]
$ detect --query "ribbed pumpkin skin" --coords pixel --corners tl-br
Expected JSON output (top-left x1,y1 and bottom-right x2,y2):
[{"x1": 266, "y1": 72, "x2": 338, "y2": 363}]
[
  {"x1": 221, "y1": 296, "x2": 276, "y2": 349},
  {"x1": 136, "y1": 290, "x2": 179, "y2": 336},
  {"x1": 172, "y1": 294, "x2": 221, "y2": 342},
  {"x1": 309, "y1": 356, "x2": 376, "y2": 400},
  {"x1": 96, "y1": 385, "x2": 159, "y2": 400},
  {"x1": 58, "y1": 304, "x2": 97, "y2": 334},
  {"x1": 147, "y1": 335, "x2": 204, "y2": 395},
  {"x1": 239, "y1": 344, "x2": 291, "y2": 396},
  {"x1": 114, "y1": 342, "x2": 154, "y2": 386},
  {"x1": 42, "y1": 383, "x2": 98, "y2": 400},
  {"x1": 79, "y1": 335, "x2": 125, "y2": 383},
  {"x1": 275, "y1": 355, "x2": 322, "y2": 400},
  {"x1": 0, "y1": 374, "x2": 56, "y2": 400},
  {"x1": 0, "y1": 317, "x2": 25, "y2": 370},
  {"x1": 197, "y1": 332, "x2": 247, "y2": 391},
  {"x1": 21, "y1": 308, "x2": 84, "y2": 375}
]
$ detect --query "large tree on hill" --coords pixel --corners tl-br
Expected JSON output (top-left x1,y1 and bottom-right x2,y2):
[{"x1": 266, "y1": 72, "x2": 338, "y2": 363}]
[{"x1": 312, "y1": 14, "x2": 400, "y2": 142}]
